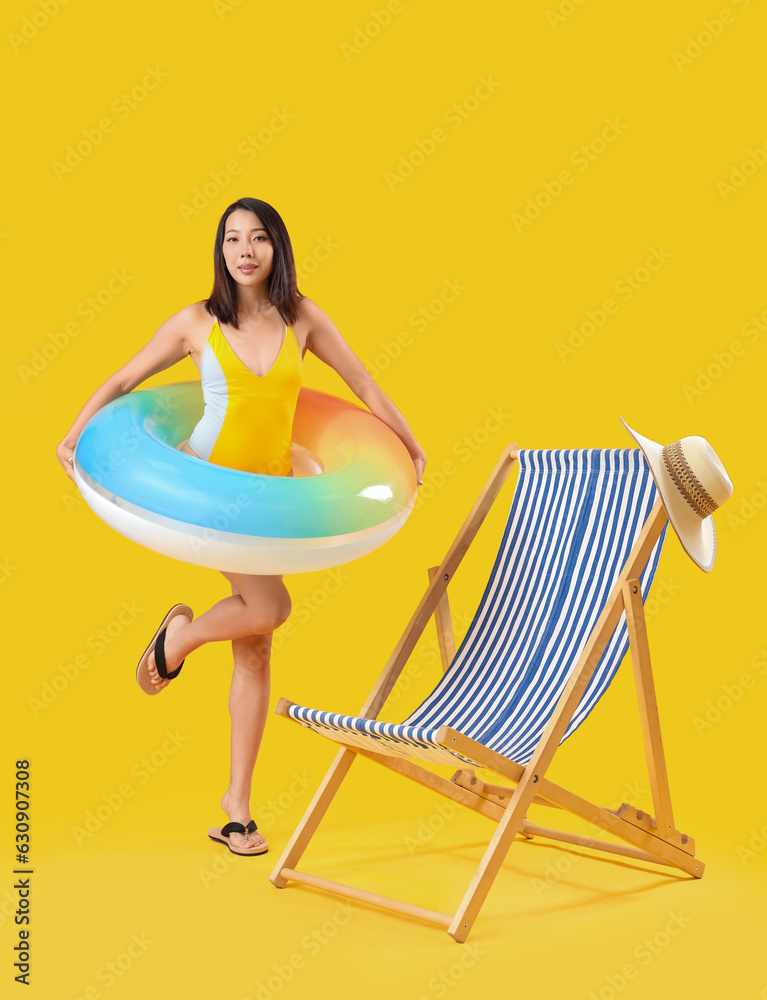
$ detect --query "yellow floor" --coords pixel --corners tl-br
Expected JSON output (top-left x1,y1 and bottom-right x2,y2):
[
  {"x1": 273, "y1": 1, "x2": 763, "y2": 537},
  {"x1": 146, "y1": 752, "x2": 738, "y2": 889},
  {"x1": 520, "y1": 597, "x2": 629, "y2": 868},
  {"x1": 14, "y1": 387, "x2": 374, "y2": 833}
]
[{"x1": 24, "y1": 783, "x2": 767, "y2": 998}]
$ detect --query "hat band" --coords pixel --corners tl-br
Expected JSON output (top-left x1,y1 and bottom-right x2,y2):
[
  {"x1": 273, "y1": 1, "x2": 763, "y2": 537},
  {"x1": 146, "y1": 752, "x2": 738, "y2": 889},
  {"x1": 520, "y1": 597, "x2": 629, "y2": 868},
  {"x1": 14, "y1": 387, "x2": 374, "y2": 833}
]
[{"x1": 662, "y1": 441, "x2": 717, "y2": 519}]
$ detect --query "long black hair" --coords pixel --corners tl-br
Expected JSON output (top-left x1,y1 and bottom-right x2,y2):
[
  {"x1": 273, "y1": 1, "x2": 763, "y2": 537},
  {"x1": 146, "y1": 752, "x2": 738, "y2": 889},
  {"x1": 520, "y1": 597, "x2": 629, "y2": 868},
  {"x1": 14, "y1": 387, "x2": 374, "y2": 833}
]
[{"x1": 204, "y1": 197, "x2": 304, "y2": 328}]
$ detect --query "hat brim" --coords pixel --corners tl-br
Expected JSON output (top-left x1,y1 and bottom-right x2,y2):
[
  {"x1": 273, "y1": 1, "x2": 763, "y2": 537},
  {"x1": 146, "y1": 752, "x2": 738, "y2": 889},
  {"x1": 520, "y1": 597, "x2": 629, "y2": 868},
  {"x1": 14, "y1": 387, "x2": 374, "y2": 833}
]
[{"x1": 619, "y1": 417, "x2": 716, "y2": 572}]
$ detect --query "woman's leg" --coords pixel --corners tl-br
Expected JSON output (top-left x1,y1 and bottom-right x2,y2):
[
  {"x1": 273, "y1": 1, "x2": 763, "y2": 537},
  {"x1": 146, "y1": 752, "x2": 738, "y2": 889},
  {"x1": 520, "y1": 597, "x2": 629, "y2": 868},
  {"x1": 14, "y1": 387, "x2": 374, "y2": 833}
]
[
  {"x1": 166, "y1": 441, "x2": 287, "y2": 850},
  {"x1": 146, "y1": 571, "x2": 291, "y2": 691},
  {"x1": 220, "y1": 580, "x2": 273, "y2": 852}
]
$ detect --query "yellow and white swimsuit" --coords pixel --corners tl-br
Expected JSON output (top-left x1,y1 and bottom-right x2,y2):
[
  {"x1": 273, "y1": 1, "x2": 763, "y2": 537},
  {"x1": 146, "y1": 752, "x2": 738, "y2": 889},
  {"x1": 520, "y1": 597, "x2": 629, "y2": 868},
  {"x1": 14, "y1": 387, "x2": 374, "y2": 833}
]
[{"x1": 188, "y1": 315, "x2": 302, "y2": 475}]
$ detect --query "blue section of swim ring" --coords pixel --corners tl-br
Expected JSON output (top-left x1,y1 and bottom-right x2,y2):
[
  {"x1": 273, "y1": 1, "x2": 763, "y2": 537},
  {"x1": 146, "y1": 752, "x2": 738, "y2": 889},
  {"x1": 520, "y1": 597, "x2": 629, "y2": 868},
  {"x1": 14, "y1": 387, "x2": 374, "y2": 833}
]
[{"x1": 74, "y1": 382, "x2": 415, "y2": 539}]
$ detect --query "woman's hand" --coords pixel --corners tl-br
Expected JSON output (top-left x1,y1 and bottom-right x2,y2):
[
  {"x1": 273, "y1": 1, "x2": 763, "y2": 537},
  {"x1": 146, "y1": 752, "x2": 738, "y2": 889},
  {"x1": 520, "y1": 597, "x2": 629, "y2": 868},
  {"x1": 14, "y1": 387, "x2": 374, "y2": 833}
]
[
  {"x1": 57, "y1": 440, "x2": 77, "y2": 482},
  {"x1": 410, "y1": 446, "x2": 427, "y2": 486}
]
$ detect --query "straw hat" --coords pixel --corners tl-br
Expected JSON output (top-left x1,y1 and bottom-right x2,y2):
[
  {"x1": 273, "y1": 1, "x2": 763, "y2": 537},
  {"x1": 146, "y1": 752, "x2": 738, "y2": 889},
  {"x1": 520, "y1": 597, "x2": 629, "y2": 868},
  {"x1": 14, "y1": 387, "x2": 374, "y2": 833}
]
[{"x1": 619, "y1": 418, "x2": 733, "y2": 572}]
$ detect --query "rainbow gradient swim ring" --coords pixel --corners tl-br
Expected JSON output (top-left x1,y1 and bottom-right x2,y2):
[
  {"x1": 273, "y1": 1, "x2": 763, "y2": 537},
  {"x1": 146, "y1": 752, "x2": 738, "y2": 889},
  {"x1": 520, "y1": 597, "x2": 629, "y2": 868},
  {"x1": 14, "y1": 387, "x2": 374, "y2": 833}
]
[{"x1": 73, "y1": 382, "x2": 418, "y2": 575}]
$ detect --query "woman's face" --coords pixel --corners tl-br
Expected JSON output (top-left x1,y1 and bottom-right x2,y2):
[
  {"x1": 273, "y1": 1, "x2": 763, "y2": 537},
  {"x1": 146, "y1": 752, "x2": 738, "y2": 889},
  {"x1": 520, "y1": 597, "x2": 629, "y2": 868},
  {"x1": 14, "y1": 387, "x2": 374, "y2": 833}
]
[{"x1": 221, "y1": 209, "x2": 274, "y2": 288}]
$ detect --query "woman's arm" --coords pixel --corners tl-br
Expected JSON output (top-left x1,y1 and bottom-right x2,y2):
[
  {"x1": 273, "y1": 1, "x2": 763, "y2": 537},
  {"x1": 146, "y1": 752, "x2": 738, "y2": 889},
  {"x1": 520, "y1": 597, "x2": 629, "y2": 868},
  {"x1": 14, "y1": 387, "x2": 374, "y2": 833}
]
[
  {"x1": 301, "y1": 298, "x2": 427, "y2": 484},
  {"x1": 56, "y1": 304, "x2": 197, "y2": 481}
]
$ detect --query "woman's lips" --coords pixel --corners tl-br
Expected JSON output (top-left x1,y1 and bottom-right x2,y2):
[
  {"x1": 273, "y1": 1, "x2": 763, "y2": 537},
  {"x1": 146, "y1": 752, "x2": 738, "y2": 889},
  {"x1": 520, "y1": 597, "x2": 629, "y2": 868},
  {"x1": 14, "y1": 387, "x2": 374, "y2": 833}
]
[{"x1": 238, "y1": 264, "x2": 257, "y2": 272}]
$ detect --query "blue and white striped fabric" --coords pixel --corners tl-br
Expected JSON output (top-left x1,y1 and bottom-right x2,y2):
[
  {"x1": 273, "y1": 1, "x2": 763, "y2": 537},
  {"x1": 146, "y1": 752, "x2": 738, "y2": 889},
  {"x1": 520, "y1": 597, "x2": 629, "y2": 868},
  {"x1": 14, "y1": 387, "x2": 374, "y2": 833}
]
[{"x1": 288, "y1": 449, "x2": 668, "y2": 768}]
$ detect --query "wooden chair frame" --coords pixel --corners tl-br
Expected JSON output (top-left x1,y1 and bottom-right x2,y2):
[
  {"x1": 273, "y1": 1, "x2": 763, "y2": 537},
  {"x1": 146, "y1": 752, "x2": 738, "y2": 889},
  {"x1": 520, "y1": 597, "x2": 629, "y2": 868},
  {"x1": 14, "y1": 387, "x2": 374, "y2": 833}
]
[{"x1": 270, "y1": 444, "x2": 703, "y2": 942}]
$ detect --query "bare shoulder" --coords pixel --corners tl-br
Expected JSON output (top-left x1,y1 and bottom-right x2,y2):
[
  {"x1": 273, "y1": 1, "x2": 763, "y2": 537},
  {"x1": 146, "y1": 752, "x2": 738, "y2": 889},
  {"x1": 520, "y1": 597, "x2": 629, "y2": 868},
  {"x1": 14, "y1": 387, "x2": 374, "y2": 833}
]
[
  {"x1": 110, "y1": 300, "x2": 212, "y2": 392},
  {"x1": 177, "y1": 300, "x2": 215, "y2": 360},
  {"x1": 185, "y1": 299, "x2": 215, "y2": 332},
  {"x1": 294, "y1": 295, "x2": 325, "y2": 326},
  {"x1": 294, "y1": 296, "x2": 339, "y2": 350},
  {"x1": 292, "y1": 295, "x2": 372, "y2": 394},
  {"x1": 185, "y1": 300, "x2": 211, "y2": 321}
]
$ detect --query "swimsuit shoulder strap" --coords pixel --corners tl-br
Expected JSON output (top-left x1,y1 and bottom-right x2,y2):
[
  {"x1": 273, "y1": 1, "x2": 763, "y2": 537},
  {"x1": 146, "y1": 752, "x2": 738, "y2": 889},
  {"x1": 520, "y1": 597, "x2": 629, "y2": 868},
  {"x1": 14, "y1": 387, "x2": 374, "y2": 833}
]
[{"x1": 286, "y1": 324, "x2": 302, "y2": 365}]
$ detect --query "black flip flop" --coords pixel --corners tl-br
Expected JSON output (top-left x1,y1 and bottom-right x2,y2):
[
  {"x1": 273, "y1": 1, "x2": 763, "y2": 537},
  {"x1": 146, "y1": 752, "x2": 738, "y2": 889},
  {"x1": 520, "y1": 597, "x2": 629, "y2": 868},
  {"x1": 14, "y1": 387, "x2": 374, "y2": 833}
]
[
  {"x1": 208, "y1": 820, "x2": 269, "y2": 856},
  {"x1": 154, "y1": 627, "x2": 185, "y2": 682},
  {"x1": 135, "y1": 604, "x2": 193, "y2": 695}
]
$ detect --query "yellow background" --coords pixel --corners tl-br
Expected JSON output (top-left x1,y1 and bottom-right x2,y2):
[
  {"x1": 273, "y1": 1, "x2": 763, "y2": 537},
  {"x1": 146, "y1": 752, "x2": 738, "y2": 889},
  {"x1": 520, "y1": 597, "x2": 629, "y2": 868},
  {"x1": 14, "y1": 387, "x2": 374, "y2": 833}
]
[{"x1": 2, "y1": 0, "x2": 766, "y2": 996}]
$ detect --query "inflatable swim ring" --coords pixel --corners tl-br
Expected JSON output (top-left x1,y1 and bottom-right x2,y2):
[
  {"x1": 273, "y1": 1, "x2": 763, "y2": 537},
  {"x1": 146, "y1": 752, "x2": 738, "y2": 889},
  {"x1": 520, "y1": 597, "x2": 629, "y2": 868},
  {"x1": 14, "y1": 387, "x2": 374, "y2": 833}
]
[{"x1": 73, "y1": 382, "x2": 418, "y2": 575}]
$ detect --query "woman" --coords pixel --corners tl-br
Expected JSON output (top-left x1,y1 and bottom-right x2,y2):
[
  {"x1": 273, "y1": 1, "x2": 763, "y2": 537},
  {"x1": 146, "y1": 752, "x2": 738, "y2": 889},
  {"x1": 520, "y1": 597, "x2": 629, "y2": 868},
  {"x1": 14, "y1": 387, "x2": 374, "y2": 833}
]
[{"x1": 56, "y1": 197, "x2": 427, "y2": 858}]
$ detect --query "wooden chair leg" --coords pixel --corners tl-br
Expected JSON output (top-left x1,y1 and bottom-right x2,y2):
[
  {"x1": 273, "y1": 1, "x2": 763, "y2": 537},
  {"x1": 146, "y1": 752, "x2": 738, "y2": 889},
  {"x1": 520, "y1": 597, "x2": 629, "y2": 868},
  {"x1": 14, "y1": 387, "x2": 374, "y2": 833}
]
[
  {"x1": 270, "y1": 747, "x2": 357, "y2": 887},
  {"x1": 622, "y1": 579, "x2": 675, "y2": 839},
  {"x1": 448, "y1": 762, "x2": 540, "y2": 941}
]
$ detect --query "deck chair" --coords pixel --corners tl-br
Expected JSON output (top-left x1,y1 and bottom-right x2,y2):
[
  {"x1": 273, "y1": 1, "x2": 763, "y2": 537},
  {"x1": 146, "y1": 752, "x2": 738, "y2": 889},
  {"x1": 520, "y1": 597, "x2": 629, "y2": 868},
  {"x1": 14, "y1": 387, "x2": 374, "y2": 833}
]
[{"x1": 270, "y1": 444, "x2": 704, "y2": 942}]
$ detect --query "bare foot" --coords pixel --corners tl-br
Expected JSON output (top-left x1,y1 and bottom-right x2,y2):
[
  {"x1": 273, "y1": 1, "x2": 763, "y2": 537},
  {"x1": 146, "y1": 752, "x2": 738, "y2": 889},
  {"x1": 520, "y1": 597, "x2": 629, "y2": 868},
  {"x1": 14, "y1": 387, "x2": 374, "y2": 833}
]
[
  {"x1": 147, "y1": 613, "x2": 191, "y2": 692},
  {"x1": 220, "y1": 790, "x2": 267, "y2": 853}
]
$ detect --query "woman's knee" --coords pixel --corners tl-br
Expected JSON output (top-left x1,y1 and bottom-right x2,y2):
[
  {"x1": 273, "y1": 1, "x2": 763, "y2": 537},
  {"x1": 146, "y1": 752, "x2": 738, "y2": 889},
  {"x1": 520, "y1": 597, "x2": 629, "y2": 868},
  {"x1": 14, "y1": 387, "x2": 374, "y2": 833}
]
[
  {"x1": 232, "y1": 633, "x2": 272, "y2": 673},
  {"x1": 248, "y1": 578, "x2": 291, "y2": 632},
  {"x1": 226, "y1": 573, "x2": 291, "y2": 632},
  {"x1": 260, "y1": 590, "x2": 291, "y2": 632}
]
